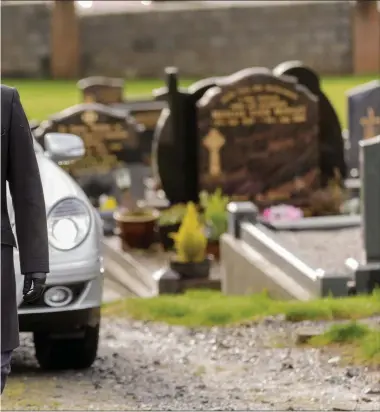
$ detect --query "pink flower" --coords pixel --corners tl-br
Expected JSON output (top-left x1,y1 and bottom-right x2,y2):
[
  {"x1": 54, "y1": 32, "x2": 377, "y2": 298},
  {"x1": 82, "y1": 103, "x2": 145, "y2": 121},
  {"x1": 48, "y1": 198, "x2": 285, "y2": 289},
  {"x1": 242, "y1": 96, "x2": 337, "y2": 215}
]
[{"x1": 262, "y1": 204, "x2": 303, "y2": 222}]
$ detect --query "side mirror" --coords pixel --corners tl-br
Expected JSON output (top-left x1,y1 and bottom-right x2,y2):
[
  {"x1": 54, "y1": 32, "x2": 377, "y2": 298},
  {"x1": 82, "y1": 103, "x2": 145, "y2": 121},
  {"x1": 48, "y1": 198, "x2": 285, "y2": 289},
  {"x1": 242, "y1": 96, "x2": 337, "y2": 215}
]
[{"x1": 44, "y1": 133, "x2": 85, "y2": 163}]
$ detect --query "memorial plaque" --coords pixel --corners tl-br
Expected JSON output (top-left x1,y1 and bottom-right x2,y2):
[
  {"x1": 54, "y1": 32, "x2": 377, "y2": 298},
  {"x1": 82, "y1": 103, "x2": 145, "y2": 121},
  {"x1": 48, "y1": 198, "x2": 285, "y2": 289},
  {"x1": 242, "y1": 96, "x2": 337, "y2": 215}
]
[
  {"x1": 34, "y1": 103, "x2": 142, "y2": 178},
  {"x1": 77, "y1": 76, "x2": 125, "y2": 105},
  {"x1": 273, "y1": 61, "x2": 346, "y2": 185},
  {"x1": 197, "y1": 67, "x2": 320, "y2": 209},
  {"x1": 347, "y1": 80, "x2": 380, "y2": 177}
]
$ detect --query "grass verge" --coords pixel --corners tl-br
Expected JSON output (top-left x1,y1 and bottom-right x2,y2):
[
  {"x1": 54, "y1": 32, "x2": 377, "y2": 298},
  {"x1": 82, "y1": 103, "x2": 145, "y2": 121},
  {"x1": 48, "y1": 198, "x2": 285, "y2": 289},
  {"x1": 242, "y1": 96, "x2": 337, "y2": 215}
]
[
  {"x1": 2, "y1": 78, "x2": 195, "y2": 122},
  {"x1": 309, "y1": 322, "x2": 380, "y2": 365},
  {"x1": 3, "y1": 75, "x2": 377, "y2": 126},
  {"x1": 102, "y1": 289, "x2": 380, "y2": 327}
]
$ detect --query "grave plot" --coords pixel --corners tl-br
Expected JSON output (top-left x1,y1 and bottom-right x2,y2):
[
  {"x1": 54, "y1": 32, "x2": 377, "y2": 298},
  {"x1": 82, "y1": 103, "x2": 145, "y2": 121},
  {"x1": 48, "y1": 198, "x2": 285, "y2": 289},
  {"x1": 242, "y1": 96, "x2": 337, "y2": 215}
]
[
  {"x1": 97, "y1": 64, "x2": 372, "y2": 301},
  {"x1": 220, "y1": 135, "x2": 380, "y2": 299},
  {"x1": 153, "y1": 64, "x2": 353, "y2": 217},
  {"x1": 103, "y1": 235, "x2": 221, "y2": 297}
]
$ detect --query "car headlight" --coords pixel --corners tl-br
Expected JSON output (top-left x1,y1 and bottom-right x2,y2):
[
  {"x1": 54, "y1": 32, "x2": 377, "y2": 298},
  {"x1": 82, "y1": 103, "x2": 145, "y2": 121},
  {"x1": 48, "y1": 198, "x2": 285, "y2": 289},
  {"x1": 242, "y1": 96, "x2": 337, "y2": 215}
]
[{"x1": 47, "y1": 197, "x2": 91, "y2": 251}]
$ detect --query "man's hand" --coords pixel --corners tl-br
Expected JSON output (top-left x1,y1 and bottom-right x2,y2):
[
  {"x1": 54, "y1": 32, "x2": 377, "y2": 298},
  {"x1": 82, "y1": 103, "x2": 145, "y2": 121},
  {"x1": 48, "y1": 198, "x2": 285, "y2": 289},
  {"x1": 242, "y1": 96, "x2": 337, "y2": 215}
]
[{"x1": 23, "y1": 272, "x2": 47, "y2": 303}]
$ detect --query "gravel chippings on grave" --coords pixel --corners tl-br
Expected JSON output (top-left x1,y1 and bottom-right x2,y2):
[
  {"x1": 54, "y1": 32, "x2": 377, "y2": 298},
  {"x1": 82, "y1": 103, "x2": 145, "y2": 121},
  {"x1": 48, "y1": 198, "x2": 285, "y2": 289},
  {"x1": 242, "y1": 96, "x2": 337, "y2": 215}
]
[
  {"x1": 3, "y1": 317, "x2": 380, "y2": 410},
  {"x1": 272, "y1": 227, "x2": 364, "y2": 274}
]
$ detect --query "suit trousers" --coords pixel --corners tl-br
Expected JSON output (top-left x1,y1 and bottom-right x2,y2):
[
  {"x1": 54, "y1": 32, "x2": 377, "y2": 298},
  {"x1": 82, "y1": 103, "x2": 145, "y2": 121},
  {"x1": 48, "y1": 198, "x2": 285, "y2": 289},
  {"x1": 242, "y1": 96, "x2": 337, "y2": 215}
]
[
  {"x1": 1, "y1": 350, "x2": 12, "y2": 394},
  {"x1": 1, "y1": 244, "x2": 20, "y2": 352}
]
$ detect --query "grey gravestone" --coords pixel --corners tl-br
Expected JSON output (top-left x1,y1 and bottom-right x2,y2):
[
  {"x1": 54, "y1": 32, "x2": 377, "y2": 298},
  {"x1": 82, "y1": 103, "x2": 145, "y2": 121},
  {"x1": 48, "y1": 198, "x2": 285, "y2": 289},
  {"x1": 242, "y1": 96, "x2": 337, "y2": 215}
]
[
  {"x1": 77, "y1": 76, "x2": 125, "y2": 105},
  {"x1": 346, "y1": 80, "x2": 380, "y2": 178},
  {"x1": 352, "y1": 135, "x2": 380, "y2": 294},
  {"x1": 360, "y1": 135, "x2": 380, "y2": 262}
]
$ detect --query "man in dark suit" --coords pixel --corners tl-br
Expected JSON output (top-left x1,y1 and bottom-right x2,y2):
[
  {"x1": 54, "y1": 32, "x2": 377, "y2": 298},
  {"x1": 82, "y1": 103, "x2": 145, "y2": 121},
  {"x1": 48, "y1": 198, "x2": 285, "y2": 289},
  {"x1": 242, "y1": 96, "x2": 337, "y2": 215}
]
[{"x1": 1, "y1": 85, "x2": 50, "y2": 393}]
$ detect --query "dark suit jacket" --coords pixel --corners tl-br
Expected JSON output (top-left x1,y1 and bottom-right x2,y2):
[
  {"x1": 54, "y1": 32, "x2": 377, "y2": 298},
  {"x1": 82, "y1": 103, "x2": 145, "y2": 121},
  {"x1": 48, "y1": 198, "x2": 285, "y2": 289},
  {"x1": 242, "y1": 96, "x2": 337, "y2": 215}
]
[{"x1": 1, "y1": 85, "x2": 49, "y2": 351}]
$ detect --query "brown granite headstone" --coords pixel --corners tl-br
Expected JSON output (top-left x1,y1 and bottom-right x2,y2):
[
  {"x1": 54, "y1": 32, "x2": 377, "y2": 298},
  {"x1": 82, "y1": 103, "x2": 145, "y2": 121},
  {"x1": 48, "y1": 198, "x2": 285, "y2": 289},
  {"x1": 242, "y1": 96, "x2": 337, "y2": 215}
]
[
  {"x1": 77, "y1": 76, "x2": 125, "y2": 105},
  {"x1": 197, "y1": 67, "x2": 320, "y2": 210}
]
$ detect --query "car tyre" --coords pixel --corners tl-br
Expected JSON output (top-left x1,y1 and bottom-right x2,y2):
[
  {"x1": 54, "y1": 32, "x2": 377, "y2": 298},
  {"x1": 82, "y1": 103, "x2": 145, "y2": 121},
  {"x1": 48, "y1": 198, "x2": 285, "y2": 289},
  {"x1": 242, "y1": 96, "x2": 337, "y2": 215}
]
[{"x1": 33, "y1": 324, "x2": 99, "y2": 370}]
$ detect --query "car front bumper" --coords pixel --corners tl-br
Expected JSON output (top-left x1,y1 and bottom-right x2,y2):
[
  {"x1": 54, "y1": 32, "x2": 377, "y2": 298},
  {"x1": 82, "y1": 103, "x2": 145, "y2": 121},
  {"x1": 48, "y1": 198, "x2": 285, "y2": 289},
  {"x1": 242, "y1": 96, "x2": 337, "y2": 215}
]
[{"x1": 18, "y1": 256, "x2": 104, "y2": 332}]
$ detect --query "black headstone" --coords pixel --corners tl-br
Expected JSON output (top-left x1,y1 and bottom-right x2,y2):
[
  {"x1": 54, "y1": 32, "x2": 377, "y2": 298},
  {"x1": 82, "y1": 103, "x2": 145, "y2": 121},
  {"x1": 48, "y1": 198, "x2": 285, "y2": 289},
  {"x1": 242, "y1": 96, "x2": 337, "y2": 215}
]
[
  {"x1": 151, "y1": 70, "x2": 219, "y2": 204},
  {"x1": 346, "y1": 80, "x2": 380, "y2": 178},
  {"x1": 197, "y1": 67, "x2": 320, "y2": 210},
  {"x1": 273, "y1": 61, "x2": 347, "y2": 186}
]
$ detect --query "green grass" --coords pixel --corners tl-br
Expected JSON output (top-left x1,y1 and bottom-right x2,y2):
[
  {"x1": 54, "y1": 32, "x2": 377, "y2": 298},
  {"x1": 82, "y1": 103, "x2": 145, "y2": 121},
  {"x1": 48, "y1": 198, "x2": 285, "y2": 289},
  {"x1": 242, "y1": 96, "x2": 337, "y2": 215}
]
[
  {"x1": 309, "y1": 322, "x2": 380, "y2": 364},
  {"x1": 102, "y1": 289, "x2": 380, "y2": 327},
  {"x1": 2, "y1": 78, "x2": 195, "y2": 122},
  {"x1": 3, "y1": 75, "x2": 377, "y2": 126}
]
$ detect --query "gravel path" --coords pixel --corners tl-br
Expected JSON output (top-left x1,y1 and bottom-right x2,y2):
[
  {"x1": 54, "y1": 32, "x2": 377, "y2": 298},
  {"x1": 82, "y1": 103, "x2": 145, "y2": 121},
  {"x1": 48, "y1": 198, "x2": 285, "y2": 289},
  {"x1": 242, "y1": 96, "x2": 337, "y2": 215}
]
[
  {"x1": 2, "y1": 316, "x2": 380, "y2": 411},
  {"x1": 272, "y1": 227, "x2": 364, "y2": 274}
]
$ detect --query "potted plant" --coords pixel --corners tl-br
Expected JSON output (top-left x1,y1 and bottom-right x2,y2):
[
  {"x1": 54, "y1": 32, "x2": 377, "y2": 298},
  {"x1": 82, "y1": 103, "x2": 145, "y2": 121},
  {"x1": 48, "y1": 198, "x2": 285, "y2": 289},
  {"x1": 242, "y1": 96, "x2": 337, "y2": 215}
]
[
  {"x1": 114, "y1": 204, "x2": 160, "y2": 250},
  {"x1": 202, "y1": 189, "x2": 229, "y2": 260},
  {"x1": 169, "y1": 202, "x2": 212, "y2": 279},
  {"x1": 157, "y1": 204, "x2": 186, "y2": 251}
]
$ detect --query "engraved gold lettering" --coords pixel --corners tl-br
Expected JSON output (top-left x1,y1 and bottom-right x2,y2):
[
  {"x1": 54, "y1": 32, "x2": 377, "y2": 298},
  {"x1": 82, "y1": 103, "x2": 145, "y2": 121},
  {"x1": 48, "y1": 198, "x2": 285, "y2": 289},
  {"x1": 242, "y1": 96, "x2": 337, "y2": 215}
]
[
  {"x1": 210, "y1": 85, "x2": 306, "y2": 128},
  {"x1": 61, "y1": 117, "x2": 131, "y2": 174}
]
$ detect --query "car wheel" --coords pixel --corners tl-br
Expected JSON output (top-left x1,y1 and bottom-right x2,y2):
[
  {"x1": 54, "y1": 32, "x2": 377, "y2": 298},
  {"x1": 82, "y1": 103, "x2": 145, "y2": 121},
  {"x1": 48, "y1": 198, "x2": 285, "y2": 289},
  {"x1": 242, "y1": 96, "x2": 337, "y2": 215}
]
[{"x1": 33, "y1": 324, "x2": 99, "y2": 370}]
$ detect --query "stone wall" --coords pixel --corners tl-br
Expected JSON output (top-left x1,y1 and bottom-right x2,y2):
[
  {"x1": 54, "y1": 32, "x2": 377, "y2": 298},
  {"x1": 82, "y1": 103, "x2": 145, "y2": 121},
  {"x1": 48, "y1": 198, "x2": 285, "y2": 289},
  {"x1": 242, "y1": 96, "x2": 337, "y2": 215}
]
[
  {"x1": 1, "y1": 2, "x2": 353, "y2": 78},
  {"x1": 1, "y1": 4, "x2": 51, "y2": 77}
]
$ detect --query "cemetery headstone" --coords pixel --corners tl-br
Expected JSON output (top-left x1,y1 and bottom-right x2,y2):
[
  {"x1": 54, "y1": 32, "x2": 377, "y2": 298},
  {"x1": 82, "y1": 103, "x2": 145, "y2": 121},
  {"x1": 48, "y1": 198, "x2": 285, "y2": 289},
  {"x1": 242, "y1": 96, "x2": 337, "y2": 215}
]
[
  {"x1": 346, "y1": 80, "x2": 380, "y2": 178},
  {"x1": 273, "y1": 60, "x2": 347, "y2": 185},
  {"x1": 77, "y1": 76, "x2": 166, "y2": 167},
  {"x1": 127, "y1": 101, "x2": 167, "y2": 166},
  {"x1": 77, "y1": 76, "x2": 125, "y2": 105},
  {"x1": 151, "y1": 71, "x2": 219, "y2": 204},
  {"x1": 34, "y1": 103, "x2": 145, "y2": 202},
  {"x1": 197, "y1": 67, "x2": 320, "y2": 210},
  {"x1": 361, "y1": 135, "x2": 380, "y2": 263},
  {"x1": 353, "y1": 135, "x2": 380, "y2": 294}
]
